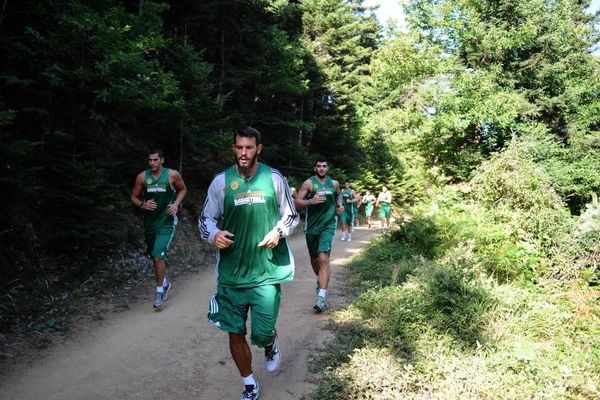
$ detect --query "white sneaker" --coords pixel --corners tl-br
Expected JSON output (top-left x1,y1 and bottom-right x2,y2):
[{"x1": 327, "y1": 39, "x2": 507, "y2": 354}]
[
  {"x1": 340, "y1": 233, "x2": 346, "y2": 241},
  {"x1": 265, "y1": 336, "x2": 281, "y2": 372},
  {"x1": 241, "y1": 380, "x2": 260, "y2": 399},
  {"x1": 347, "y1": 234, "x2": 352, "y2": 242},
  {"x1": 314, "y1": 295, "x2": 326, "y2": 312}
]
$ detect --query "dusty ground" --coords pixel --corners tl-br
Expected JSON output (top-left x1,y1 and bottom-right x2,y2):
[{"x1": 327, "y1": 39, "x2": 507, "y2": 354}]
[{"x1": 0, "y1": 226, "x2": 377, "y2": 400}]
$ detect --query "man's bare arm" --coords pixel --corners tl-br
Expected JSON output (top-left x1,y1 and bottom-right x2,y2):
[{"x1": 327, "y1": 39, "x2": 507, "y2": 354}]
[
  {"x1": 294, "y1": 179, "x2": 313, "y2": 209},
  {"x1": 130, "y1": 172, "x2": 146, "y2": 209},
  {"x1": 168, "y1": 170, "x2": 188, "y2": 215}
]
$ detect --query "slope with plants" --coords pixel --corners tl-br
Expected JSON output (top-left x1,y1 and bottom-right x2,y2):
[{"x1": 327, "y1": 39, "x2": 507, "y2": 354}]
[{"x1": 307, "y1": 0, "x2": 600, "y2": 398}]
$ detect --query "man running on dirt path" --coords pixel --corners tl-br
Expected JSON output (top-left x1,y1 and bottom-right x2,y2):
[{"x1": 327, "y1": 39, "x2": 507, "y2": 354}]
[
  {"x1": 376, "y1": 185, "x2": 392, "y2": 233},
  {"x1": 340, "y1": 180, "x2": 359, "y2": 242},
  {"x1": 131, "y1": 148, "x2": 187, "y2": 310},
  {"x1": 199, "y1": 126, "x2": 299, "y2": 400},
  {"x1": 361, "y1": 190, "x2": 376, "y2": 229},
  {"x1": 295, "y1": 158, "x2": 344, "y2": 313}
]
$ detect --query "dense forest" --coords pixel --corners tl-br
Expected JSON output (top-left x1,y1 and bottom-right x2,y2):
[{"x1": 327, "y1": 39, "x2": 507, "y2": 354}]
[
  {"x1": 1, "y1": 1, "x2": 600, "y2": 397},
  {"x1": 0, "y1": 0, "x2": 385, "y2": 317}
]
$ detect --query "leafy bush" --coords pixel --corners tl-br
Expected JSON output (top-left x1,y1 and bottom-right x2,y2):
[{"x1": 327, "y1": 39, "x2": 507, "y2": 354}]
[
  {"x1": 346, "y1": 238, "x2": 419, "y2": 290},
  {"x1": 519, "y1": 128, "x2": 600, "y2": 214},
  {"x1": 557, "y1": 194, "x2": 600, "y2": 282},
  {"x1": 389, "y1": 216, "x2": 442, "y2": 259},
  {"x1": 470, "y1": 141, "x2": 573, "y2": 259},
  {"x1": 353, "y1": 237, "x2": 498, "y2": 349},
  {"x1": 393, "y1": 187, "x2": 540, "y2": 282}
]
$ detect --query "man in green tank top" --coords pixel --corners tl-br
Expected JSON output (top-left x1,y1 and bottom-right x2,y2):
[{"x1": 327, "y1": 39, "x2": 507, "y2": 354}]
[
  {"x1": 199, "y1": 127, "x2": 299, "y2": 400},
  {"x1": 340, "y1": 180, "x2": 359, "y2": 242},
  {"x1": 131, "y1": 149, "x2": 187, "y2": 310},
  {"x1": 295, "y1": 158, "x2": 344, "y2": 313}
]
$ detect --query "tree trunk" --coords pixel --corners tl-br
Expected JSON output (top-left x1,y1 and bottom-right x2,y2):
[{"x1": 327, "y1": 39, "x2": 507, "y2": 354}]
[
  {"x1": 179, "y1": 129, "x2": 183, "y2": 173},
  {"x1": 219, "y1": 10, "x2": 225, "y2": 96},
  {"x1": 0, "y1": 0, "x2": 8, "y2": 25}
]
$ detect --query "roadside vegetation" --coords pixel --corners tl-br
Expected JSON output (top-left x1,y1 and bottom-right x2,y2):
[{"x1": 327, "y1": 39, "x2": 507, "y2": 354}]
[{"x1": 306, "y1": 143, "x2": 600, "y2": 399}]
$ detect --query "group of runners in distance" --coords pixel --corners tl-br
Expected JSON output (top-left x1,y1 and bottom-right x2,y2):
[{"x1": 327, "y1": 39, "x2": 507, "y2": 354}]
[{"x1": 130, "y1": 126, "x2": 392, "y2": 400}]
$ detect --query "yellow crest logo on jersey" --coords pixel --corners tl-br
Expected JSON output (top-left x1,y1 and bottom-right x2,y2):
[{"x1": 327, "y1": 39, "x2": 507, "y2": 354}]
[
  {"x1": 230, "y1": 180, "x2": 239, "y2": 190},
  {"x1": 146, "y1": 178, "x2": 153, "y2": 185}
]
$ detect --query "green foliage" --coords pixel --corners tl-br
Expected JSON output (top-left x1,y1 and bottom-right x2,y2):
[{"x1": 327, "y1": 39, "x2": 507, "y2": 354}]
[
  {"x1": 558, "y1": 194, "x2": 600, "y2": 283},
  {"x1": 366, "y1": 32, "x2": 438, "y2": 109},
  {"x1": 394, "y1": 187, "x2": 541, "y2": 282},
  {"x1": 518, "y1": 128, "x2": 600, "y2": 214},
  {"x1": 470, "y1": 140, "x2": 573, "y2": 258},
  {"x1": 414, "y1": 68, "x2": 534, "y2": 180},
  {"x1": 400, "y1": 0, "x2": 600, "y2": 181},
  {"x1": 300, "y1": 0, "x2": 380, "y2": 170},
  {"x1": 346, "y1": 238, "x2": 419, "y2": 290},
  {"x1": 41, "y1": 161, "x2": 126, "y2": 256},
  {"x1": 389, "y1": 216, "x2": 441, "y2": 259}
]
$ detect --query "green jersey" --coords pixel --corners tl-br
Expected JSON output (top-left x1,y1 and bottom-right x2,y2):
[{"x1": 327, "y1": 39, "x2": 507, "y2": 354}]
[
  {"x1": 304, "y1": 176, "x2": 337, "y2": 235},
  {"x1": 363, "y1": 194, "x2": 376, "y2": 214},
  {"x1": 342, "y1": 188, "x2": 355, "y2": 213},
  {"x1": 217, "y1": 163, "x2": 294, "y2": 288},
  {"x1": 142, "y1": 168, "x2": 176, "y2": 232}
]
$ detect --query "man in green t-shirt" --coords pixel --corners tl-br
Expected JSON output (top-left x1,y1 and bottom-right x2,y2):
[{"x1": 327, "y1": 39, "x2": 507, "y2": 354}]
[
  {"x1": 376, "y1": 185, "x2": 393, "y2": 233},
  {"x1": 199, "y1": 127, "x2": 299, "y2": 400},
  {"x1": 361, "y1": 190, "x2": 377, "y2": 229},
  {"x1": 131, "y1": 149, "x2": 187, "y2": 310},
  {"x1": 295, "y1": 158, "x2": 344, "y2": 312}
]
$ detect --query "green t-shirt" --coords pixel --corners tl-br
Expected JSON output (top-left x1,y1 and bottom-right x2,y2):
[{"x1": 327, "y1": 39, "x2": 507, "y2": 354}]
[
  {"x1": 218, "y1": 163, "x2": 293, "y2": 288},
  {"x1": 142, "y1": 168, "x2": 176, "y2": 232},
  {"x1": 363, "y1": 194, "x2": 376, "y2": 212},
  {"x1": 304, "y1": 176, "x2": 337, "y2": 235}
]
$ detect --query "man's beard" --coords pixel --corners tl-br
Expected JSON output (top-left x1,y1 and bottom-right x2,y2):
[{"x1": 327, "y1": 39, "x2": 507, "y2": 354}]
[
  {"x1": 316, "y1": 170, "x2": 327, "y2": 179},
  {"x1": 237, "y1": 154, "x2": 258, "y2": 176}
]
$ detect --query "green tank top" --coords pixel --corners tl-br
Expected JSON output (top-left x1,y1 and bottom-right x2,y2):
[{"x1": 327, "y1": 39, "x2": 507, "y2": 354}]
[
  {"x1": 305, "y1": 176, "x2": 337, "y2": 234},
  {"x1": 342, "y1": 188, "x2": 354, "y2": 213},
  {"x1": 142, "y1": 168, "x2": 176, "y2": 232},
  {"x1": 219, "y1": 163, "x2": 293, "y2": 288}
]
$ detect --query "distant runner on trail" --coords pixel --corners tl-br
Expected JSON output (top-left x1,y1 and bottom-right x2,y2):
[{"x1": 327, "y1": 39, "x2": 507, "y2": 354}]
[
  {"x1": 199, "y1": 127, "x2": 299, "y2": 400},
  {"x1": 294, "y1": 158, "x2": 344, "y2": 313},
  {"x1": 130, "y1": 149, "x2": 187, "y2": 310},
  {"x1": 361, "y1": 190, "x2": 376, "y2": 229},
  {"x1": 376, "y1": 185, "x2": 392, "y2": 233},
  {"x1": 340, "y1": 180, "x2": 359, "y2": 242},
  {"x1": 353, "y1": 190, "x2": 361, "y2": 228}
]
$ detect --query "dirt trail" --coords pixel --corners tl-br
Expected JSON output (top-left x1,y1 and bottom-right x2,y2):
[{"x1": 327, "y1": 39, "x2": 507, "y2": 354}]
[{"x1": 1, "y1": 227, "x2": 377, "y2": 400}]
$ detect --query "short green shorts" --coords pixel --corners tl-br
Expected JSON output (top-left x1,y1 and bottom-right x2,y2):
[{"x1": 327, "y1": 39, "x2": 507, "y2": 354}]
[
  {"x1": 340, "y1": 209, "x2": 354, "y2": 225},
  {"x1": 379, "y1": 203, "x2": 391, "y2": 220},
  {"x1": 208, "y1": 284, "x2": 281, "y2": 347},
  {"x1": 145, "y1": 226, "x2": 175, "y2": 260},
  {"x1": 305, "y1": 225, "x2": 335, "y2": 259}
]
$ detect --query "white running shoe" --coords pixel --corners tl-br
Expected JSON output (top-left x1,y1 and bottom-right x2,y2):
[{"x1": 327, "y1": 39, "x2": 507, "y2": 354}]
[
  {"x1": 313, "y1": 295, "x2": 326, "y2": 312},
  {"x1": 264, "y1": 336, "x2": 281, "y2": 372},
  {"x1": 162, "y1": 279, "x2": 171, "y2": 301},
  {"x1": 240, "y1": 380, "x2": 260, "y2": 399}
]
